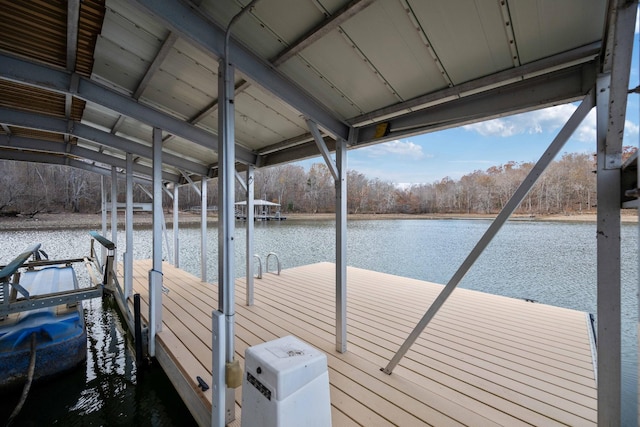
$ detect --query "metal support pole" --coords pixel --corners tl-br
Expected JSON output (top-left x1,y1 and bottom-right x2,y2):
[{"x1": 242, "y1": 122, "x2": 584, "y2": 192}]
[
  {"x1": 149, "y1": 127, "x2": 164, "y2": 357},
  {"x1": 110, "y1": 166, "x2": 118, "y2": 276},
  {"x1": 125, "y1": 153, "x2": 134, "y2": 300},
  {"x1": 134, "y1": 293, "x2": 143, "y2": 367},
  {"x1": 101, "y1": 176, "x2": 107, "y2": 264},
  {"x1": 335, "y1": 138, "x2": 347, "y2": 353},
  {"x1": 217, "y1": 4, "x2": 259, "y2": 421},
  {"x1": 246, "y1": 165, "x2": 255, "y2": 305},
  {"x1": 382, "y1": 90, "x2": 595, "y2": 374},
  {"x1": 201, "y1": 178, "x2": 207, "y2": 282},
  {"x1": 596, "y1": 73, "x2": 622, "y2": 426},
  {"x1": 218, "y1": 54, "x2": 237, "y2": 426},
  {"x1": 595, "y1": 1, "x2": 636, "y2": 422},
  {"x1": 212, "y1": 310, "x2": 226, "y2": 427},
  {"x1": 173, "y1": 185, "x2": 179, "y2": 268}
]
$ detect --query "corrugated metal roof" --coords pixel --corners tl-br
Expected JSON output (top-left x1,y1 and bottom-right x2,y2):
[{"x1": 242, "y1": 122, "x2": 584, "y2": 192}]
[
  {"x1": 0, "y1": 0, "x2": 104, "y2": 158},
  {"x1": 0, "y1": 0, "x2": 624, "y2": 184}
]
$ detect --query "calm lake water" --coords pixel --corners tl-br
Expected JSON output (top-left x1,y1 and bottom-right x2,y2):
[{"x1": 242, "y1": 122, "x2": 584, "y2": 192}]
[{"x1": 0, "y1": 218, "x2": 637, "y2": 425}]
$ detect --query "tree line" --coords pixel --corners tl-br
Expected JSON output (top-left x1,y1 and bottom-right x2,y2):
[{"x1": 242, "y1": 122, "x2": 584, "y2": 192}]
[{"x1": 0, "y1": 149, "x2": 631, "y2": 217}]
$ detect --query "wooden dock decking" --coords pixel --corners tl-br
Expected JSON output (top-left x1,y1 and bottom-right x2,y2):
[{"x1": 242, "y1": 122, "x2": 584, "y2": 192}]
[{"x1": 126, "y1": 261, "x2": 597, "y2": 426}]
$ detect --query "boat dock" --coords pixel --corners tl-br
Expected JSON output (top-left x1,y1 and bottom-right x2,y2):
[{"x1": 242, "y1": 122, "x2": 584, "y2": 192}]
[{"x1": 125, "y1": 260, "x2": 597, "y2": 426}]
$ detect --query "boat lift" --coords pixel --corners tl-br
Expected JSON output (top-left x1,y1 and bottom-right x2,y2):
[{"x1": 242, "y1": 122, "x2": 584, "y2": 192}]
[{"x1": 0, "y1": 243, "x2": 103, "y2": 319}]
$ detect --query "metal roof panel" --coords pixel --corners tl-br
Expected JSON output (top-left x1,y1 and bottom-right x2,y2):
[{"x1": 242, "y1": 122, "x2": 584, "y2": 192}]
[
  {"x1": 341, "y1": 0, "x2": 450, "y2": 100},
  {"x1": 409, "y1": 0, "x2": 514, "y2": 83},
  {"x1": 509, "y1": 0, "x2": 606, "y2": 64},
  {"x1": 92, "y1": 36, "x2": 149, "y2": 93}
]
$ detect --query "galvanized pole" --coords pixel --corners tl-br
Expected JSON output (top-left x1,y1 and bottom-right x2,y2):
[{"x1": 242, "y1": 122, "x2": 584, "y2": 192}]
[
  {"x1": 595, "y1": 2, "x2": 636, "y2": 423},
  {"x1": 100, "y1": 176, "x2": 107, "y2": 264},
  {"x1": 110, "y1": 165, "x2": 118, "y2": 276},
  {"x1": 218, "y1": 53, "x2": 237, "y2": 425},
  {"x1": 246, "y1": 165, "x2": 255, "y2": 305},
  {"x1": 335, "y1": 138, "x2": 347, "y2": 353},
  {"x1": 383, "y1": 90, "x2": 594, "y2": 374},
  {"x1": 148, "y1": 127, "x2": 164, "y2": 357},
  {"x1": 217, "y1": 4, "x2": 260, "y2": 422},
  {"x1": 596, "y1": 73, "x2": 622, "y2": 426},
  {"x1": 173, "y1": 184, "x2": 179, "y2": 268},
  {"x1": 201, "y1": 177, "x2": 207, "y2": 282},
  {"x1": 125, "y1": 152, "x2": 134, "y2": 299}
]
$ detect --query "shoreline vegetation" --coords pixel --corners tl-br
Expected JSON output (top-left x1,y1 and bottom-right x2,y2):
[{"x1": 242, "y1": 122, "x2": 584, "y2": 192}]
[{"x1": 0, "y1": 211, "x2": 636, "y2": 232}]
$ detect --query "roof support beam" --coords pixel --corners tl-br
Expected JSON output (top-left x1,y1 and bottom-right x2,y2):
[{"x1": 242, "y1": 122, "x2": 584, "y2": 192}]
[
  {"x1": 132, "y1": 0, "x2": 350, "y2": 141},
  {"x1": 348, "y1": 42, "x2": 601, "y2": 127},
  {"x1": 307, "y1": 119, "x2": 338, "y2": 180},
  {"x1": 355, "y1": 62, "x2": 596, "y2": 146},
  {"x1": 0, "y1": 53, "x2": 257, "y2": 165},
  {"x1": 112, "y1": 32, "x2": 179, "y2": 135},
  {"x1": 0, "y1": 135, "x2": 180, "y2": 182},
  {"x1": 0, "y1": 107, "x2": 208, "y2": 176},
  {"x1": 260, "y1": 138, "x2": 336, "y2": 168},
  {"x1": 66, "y1": 0, "x2": 80, "y2": 72},
  {"x1": 271, "y1": 0, "x2": 375, "y2": 66},
  {"x1": 0, "y1": 149, "x2": 154, "y2": 184},
  {"x1": 65, "y1": 0, "x2": 80, "y2": 144}
]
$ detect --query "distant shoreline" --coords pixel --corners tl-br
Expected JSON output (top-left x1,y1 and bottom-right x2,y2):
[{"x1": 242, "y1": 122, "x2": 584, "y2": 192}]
[{"x1": 0, "y1": 211, "x2": 636, "y2": 232}]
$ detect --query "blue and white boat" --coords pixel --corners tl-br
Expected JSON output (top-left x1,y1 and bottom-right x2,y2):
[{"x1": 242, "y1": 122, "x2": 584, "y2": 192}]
[{"x1": 0, "y1": 244, "x2": 102, "y2": 389}]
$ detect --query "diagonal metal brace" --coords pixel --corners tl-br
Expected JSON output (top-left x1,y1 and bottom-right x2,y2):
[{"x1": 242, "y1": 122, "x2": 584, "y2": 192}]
[
  {"x1": 307, "y1": 119, "x2": 339, "y2": 181},
  {"x1": 382, "y1": 89, "x2": 595, "y2": 375}
]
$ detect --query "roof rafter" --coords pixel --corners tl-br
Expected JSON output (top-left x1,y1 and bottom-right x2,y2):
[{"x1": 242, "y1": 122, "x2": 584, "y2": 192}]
[
  {"x1": 65, "y1": 0, "x2": 80, "y2": 143},
  {"x1": 271, "y1": 0, "x2": 375, "y2": 66},
  {"x1": 132, "y1": 0, "x2": 350, "y2": 140},
  {"x1": 355, "y1": 61, "x2": 596, "y2": 146},
  {"x1": 0, "y1": 53, "x2": 257, "y2": 165},
  {"x1": 112, "y1": 32, "x2": 179, "y2": 135},
  {"x1": 0, "y1": 148, "x2": 156, "y2": 184},
  {"x1": 348, "y1": 42, "x2": 601, "y2": 127},
  {"x1": 0, "y1": 107, "x2": 209, "y2": 176},
  {"x1": 0, "y1": 135, "x2": 179, "y2": 182}
]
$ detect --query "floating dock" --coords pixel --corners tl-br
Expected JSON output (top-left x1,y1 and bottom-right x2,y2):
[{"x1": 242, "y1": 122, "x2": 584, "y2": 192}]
[{"x1": 126, "y1": 260, "x2": 597, "y2": 426}]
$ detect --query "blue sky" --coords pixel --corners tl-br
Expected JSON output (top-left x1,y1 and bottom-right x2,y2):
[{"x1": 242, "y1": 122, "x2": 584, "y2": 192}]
[{"x1": 294, "y1": 15, "x2": 640, "y2": 186}]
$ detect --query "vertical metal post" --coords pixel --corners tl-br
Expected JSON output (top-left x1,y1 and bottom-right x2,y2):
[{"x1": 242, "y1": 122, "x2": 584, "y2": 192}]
[
  {"x1": 134, "y1": 293, "x2": 143, "y2": 367},
  {"x1": 101, "y1": 176, "x2": 107, "y2": 264},
  {"x1": 173, "y1": 185, "x2": 179, "y2": 268},
  {"x1": 217, "y1": 4, "x2": 259, "y2": 421},
  {"x1": 149, "y1": 127, "x2": 164, "y2": 357},
  {"x1": 383, "y1": 91, "x2": 595, "y2": 374},
  {"x1": 595, "y1": 1, "x2": 636, "y2": 421},
  {"x1": 246, "y1": 165, "x2": 255, "y2": 305},
  {"x1": 596, "y1": 73, "x2": 622, "y2": 426},
  {"x1": 335, "y1": 138, "x2": 347, "y2": 353},
  {"x1": 218, "y1": 54, "x2": 237, "y2": 425},
  {"x1": 201, "y1": 178, "x2": 207, "y2": 282},
  {"x1": 212, "y1": 310, "x2": 225, "y2": 427},
  {"x1": 125, "y1": 152, "x2": 133, "y2": 299},
  {"x1": 110, "y1": 166, "x2": 118, "y2": 276}
]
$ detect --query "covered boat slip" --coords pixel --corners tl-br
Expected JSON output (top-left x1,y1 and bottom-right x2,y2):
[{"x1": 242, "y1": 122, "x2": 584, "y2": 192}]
[
  {"x1": 125, "y1": 260, "x2": 597, "y2": 426},
  {"x1": 0, "y1": 0, "x2": 636, "y2": 424}
]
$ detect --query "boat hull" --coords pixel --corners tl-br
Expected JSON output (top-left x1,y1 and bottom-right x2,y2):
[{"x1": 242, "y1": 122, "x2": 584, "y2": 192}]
[{"x1": 0, "y1": 265, "x2": 87, "y2": 389}]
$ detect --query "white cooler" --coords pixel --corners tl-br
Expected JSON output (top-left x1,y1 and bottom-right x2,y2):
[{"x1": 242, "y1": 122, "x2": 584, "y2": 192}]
[{"x1": 241, "y1": 335, "x2": 332, "y2": 427}]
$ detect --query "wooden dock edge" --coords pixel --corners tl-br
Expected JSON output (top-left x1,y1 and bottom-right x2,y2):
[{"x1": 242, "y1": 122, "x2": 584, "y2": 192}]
[{"x1": 155, "y1": 336, "x2": 211, "y2": 426}]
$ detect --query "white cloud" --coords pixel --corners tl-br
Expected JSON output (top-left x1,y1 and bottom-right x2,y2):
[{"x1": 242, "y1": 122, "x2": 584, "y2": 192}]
[
  {"x1": 463, "y1": 104, "x2": 580, "y2": 137},
  {"x1": 364, "y1": 139, "x2": 430, "y2": 160}
]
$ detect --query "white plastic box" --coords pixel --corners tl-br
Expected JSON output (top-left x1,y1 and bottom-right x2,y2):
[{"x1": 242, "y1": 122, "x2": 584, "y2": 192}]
[{"x1": 241, "y1": 335, "x2": 332, "y2": 427}]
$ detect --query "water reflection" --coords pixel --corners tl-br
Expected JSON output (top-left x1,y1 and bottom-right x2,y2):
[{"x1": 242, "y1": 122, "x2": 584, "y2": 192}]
[{"x1": 0, "y1": 234, "x2": 195, "y2": 426}]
